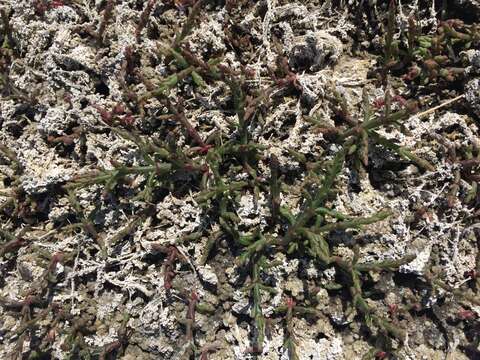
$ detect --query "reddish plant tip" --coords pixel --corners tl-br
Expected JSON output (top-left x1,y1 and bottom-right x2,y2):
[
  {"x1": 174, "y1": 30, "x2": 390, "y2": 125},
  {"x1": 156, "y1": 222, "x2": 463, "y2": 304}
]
[
  {"x1": 244, "y1": 66, "x2": 256, "y2": 79},
  {"x1": 47, "y1": 252, "x2": 64, "y2": 273},
  {"x1": 23, "y1": 294, "x2": 39, "y2": 307},
  {"x1": 443, "y1": 19, "x2": 464, "y2": 29},
  {"x1": 372, "y1": 98, "x2": 385, "y2": 109},
  {"x1": 164, "y1": 270, "x2": 175, "y2": 290},
  {"x1": 124, "y1": 45, "x2": 133, "y2": 58},
  {"x1": 93, "y1": 104, "x2": 113, "y2": 124},
  {"x1": 33, "y1": 0, "x2": 64, "y2": 16},
  {"x1": 121, "y1": 114, "x2": 135, "y2": 127},
  {"x1": 388, "y1": 303, "x2": 398, "y2": 315},
  {"x1": 160, "y1": 245, "x2": 184, "y2": 291},
  {"x1": 1, "y1": 237, "x2": 27, "y2": 256},
  {"x1": 392, "y1": 94, "x2": 407, "y2": 107},
  {"x1": 112, "y1": 103, "x2": 126, "y2": 115},
  {"x1": 51, "y1": 0, "x2": 64, "y2": 8},
  {"x1": 187, "y1": 290, "x2": 198, "y2": 321},
  {"x1": 286, "y1": 297, "x2": 296, "y2": 309},
  {"x1": 246, "y1": 345, "x2": 263, "y2": 355},
  {"x1": 373, "y1": 95, "x2": 407, "y2": 110},
  {"x1": 174, "y1": 0, "x2": 196, "y2": 10},
  {"x1": 375, "y1": 351, "x2": 388, "y2": 359},
  {"x1": 46, "y1": 328, "x2": 56, "y2": 342},
  {"x1": 412, "y1": 303, "x2": 422, "y2": 312},
  {"x1": 457, "y1": 309, "x2": 476, "y2": 320},
  {"x1": 464, "y1": 269, "x2": 477, "y2": 279},
  {"x1": 51, "y1": 251, "x2": 64, "y2": 263},
  {"x1": 183, "y1": 163, "x2": 209, "y2": 173},
  {"x1": 197, "y1": 144, "x2": 213, "y2": 155},
  {"x1": 403, "y1": 66, "x2": 420, "y2": 81},
  {"x1": 33, "y1": 0, "x2": 48, "y2": 16},
  {"x1": 276, "y1": 73, "x2": 301, "y2": 91}
]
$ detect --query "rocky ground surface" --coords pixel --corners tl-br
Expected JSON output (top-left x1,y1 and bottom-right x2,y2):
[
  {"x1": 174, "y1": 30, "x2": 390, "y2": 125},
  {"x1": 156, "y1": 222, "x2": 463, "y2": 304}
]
[{"x1": 0, "y1": 0, "x2": 479, "y2": 359}]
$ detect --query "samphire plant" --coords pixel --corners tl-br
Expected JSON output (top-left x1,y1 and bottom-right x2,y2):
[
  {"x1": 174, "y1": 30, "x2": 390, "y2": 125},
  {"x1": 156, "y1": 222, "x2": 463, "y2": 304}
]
[{"x1": 1, "y1": 1, "x2": 479, "y2": 359}]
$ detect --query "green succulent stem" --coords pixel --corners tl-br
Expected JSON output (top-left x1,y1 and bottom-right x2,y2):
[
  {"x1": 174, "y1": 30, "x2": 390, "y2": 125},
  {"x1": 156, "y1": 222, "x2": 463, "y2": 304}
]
[{"x1": 278, "y1": 147, "x2": 347, "y2": 247}]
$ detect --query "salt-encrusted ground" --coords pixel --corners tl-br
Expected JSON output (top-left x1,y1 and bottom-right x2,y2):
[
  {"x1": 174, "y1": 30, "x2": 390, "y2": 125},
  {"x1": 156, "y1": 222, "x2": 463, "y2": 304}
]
[{"x1": 0, "y1": 1, "x2": 479, "y2": 359}]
